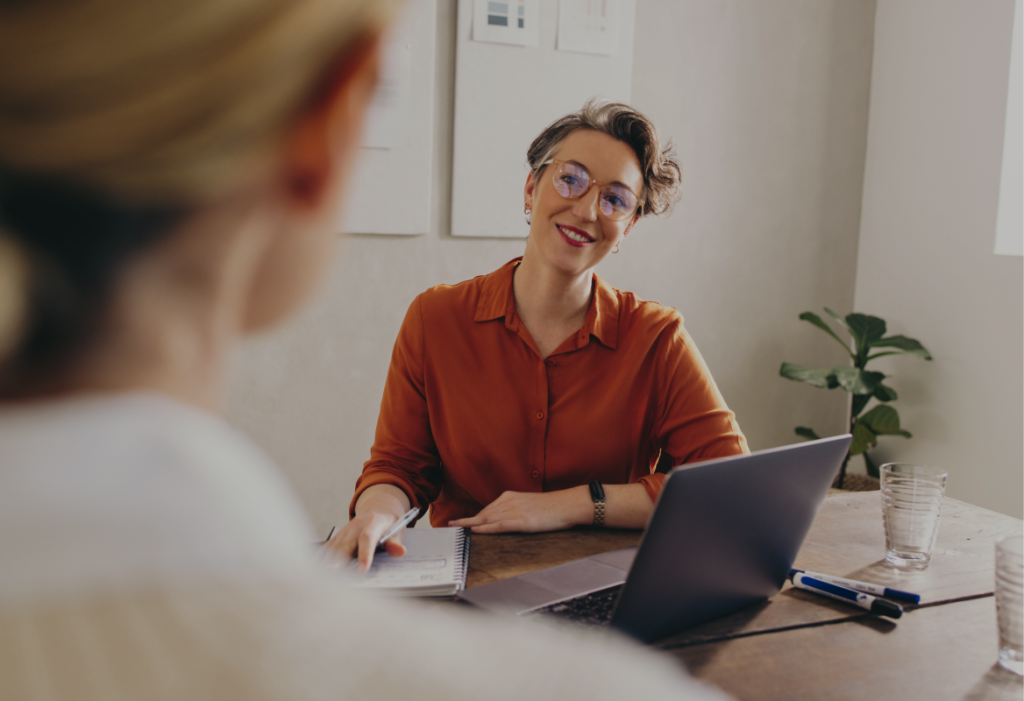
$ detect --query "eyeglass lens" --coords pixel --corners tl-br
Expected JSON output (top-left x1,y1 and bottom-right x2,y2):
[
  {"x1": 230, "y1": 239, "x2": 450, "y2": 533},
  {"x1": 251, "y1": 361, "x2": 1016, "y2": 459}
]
[{"x1": 551, "y1": 162, "x2": 637, "y2": 220}]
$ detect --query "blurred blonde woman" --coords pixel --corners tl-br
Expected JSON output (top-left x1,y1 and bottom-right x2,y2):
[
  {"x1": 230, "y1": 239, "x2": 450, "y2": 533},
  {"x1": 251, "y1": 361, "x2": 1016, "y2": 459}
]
[{"x1": 0, "y1": 1, "x2": 730, "y2": 700}]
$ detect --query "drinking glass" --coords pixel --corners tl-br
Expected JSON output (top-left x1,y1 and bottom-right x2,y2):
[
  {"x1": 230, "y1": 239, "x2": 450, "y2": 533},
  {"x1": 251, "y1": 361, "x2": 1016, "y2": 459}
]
[
  {"x1": 996, "y1": 533, "x2": 1023, "y2": 675},
  {"x1": 880, "y1": 463, "x2": 947, "y2": 569}
]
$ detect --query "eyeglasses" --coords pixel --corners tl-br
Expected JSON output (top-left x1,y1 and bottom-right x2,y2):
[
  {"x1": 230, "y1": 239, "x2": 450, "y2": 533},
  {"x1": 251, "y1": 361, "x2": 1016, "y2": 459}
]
[{"x1": 542, "y1": 159, "x2": 642, "y2": 221}]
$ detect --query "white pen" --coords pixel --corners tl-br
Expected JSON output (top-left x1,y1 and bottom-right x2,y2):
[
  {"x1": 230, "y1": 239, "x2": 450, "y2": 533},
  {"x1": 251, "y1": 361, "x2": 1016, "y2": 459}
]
[
  {"x1": 375, "y1": 507, "x2": 420, "y2": 552},
  {"x1": 789, "y1": 568, "x2": 920, "y2": 604},
  {"x1": 790, "y1": 572, "x2": 903, "y2": 618}
]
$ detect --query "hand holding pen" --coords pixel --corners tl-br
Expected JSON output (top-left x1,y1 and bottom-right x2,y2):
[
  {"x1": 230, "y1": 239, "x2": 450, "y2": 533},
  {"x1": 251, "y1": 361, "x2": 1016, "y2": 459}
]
[{"x1": 323, "y1": 487, "x2": 420, "y2": 573}]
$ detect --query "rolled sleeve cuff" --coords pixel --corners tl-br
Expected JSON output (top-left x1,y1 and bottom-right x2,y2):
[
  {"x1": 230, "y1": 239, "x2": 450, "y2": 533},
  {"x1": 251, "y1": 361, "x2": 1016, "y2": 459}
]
[
  {"x1": 349, "y1": 471, "x2": 421, "y2": 521},
  {"x1": 635, "y1": 473, "x2": 665, "y2": 504}
]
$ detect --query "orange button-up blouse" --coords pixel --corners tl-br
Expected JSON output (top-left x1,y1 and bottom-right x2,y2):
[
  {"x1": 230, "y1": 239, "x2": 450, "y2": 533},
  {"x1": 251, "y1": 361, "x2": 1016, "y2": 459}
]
[{"x1": 351, "y1": 259, "x2": 748, "y2": 527}]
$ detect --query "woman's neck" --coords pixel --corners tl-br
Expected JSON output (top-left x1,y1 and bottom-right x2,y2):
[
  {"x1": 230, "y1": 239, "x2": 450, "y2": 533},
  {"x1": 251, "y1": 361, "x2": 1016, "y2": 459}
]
[{"x1": 512, "y1": 249, "x2": 594, "y2": 358}]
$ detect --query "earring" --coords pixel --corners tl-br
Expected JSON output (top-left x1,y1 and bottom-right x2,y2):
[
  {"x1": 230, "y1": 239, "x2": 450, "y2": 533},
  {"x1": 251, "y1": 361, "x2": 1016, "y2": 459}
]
[
  {"x1": 612, "y1": 241, "x2": 621, "y2": 254},
  {"x1": 524, "y1": 204, "x2": 532, "y2": 226}
]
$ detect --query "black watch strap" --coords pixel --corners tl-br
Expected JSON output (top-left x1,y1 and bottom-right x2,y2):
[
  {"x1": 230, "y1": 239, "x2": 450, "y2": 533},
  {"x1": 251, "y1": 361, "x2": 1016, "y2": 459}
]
[{"x1": 589, "y1": 481, "x2": 605, "y2": 527}]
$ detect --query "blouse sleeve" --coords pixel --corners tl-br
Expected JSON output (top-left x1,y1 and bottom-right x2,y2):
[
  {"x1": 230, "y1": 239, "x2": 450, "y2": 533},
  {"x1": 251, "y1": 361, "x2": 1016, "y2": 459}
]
[
  {"x1": 635, "y1": 318, "x2": 749, "y2": 502},
  {"x1": 350, "y1": 296, "x2": 443, "y2": 518}
]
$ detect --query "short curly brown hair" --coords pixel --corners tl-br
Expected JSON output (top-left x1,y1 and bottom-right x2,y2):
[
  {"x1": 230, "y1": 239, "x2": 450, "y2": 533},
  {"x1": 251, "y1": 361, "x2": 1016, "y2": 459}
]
[{"x1": 526, "y1": 99, "x2": 681, "y2": 218}]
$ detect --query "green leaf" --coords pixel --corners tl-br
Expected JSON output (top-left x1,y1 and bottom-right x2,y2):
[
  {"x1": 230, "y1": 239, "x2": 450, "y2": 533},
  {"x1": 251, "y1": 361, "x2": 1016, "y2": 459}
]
[
  {"x1": 863, "y1": 451, "x2": 880, "y2": 479},
  {"x1": 850, "y1": 422, "x2": 877, "y2": 455},
  {"x1": 799, "y1": 312, "x2": 854, "y2": 357},
  {"x1": 859, "y1": 405, "x2": 912, "y2": 437},
  {"x1": 851, "y1": 393, "x2": 872, "y2": 417},
  {"x1": 795, "y1": 427, "x2": 821, "y2": 441},
  {"x1": 823, "y1": 307, "x2": 851, "y2": 333},
  {"x1": 859, "y1": 404, "x2": 901, "y2": 434},
  {"x1": 867, "y1": 335, "x2": 932, "y2": 360},
  {"x1": 832, "y1": 366, "x2": 885, "y2": 395},
  {"x1": 780, "y1": 363, "x2": 839, "y2": 389},
  {"x1": 846, "y1": 313, "x2": 887, "y2": 345},
  {"x1": 873, "y1": 384, "x2": 898, "y2": 402},
  {"x1": 865, "y1": 351, "x2": 905, "y2": 362}
]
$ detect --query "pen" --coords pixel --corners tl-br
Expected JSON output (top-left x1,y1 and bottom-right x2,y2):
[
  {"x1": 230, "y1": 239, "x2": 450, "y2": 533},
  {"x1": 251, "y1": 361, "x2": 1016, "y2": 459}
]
[
  {"x1": 375, "y1": 507, "x2": 420, "y2": 552},
  {"x1": 790, "y1": 572, "x2": 903, "y2": 618},
  {"x1": 789, "y1": 568, "x2": 920, "y2": 604}
]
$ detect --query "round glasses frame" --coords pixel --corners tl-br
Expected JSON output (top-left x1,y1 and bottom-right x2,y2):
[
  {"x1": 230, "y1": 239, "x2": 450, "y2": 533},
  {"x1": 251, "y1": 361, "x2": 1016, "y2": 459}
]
[{"x1": 541, "y1": 159, "x2": 643, "y2": 221}]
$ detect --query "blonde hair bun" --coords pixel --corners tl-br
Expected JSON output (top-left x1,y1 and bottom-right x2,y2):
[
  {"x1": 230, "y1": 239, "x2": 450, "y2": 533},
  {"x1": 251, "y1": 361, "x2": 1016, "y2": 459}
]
[{"x1": 0, "y1": 0, "x2": 404, "y2": 205}]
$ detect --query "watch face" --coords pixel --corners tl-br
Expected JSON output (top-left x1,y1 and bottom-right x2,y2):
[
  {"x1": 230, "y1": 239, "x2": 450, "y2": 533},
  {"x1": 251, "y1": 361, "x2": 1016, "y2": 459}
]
[{"x1": 589, "y1": 480, "x2": 605, "y2": 501}]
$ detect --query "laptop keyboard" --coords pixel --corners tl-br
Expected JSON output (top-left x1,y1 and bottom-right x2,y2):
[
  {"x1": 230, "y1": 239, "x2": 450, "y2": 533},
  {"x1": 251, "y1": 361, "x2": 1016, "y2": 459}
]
[{"x1": 531, "y1": 585, "x2": 623, "y2": 627}]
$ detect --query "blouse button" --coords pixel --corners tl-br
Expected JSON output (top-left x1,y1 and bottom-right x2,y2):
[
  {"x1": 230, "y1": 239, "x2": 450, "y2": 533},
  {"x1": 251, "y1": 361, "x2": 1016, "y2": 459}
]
[
  {"x1": 546, "y1": 359, "x2": 557, "y2": 367},
  {"x1": 531, "y1": 470, "x2": 540, "y2": 479},
  {"x1": 536, "y1": 411, "x2": 545, "y2": 420}
]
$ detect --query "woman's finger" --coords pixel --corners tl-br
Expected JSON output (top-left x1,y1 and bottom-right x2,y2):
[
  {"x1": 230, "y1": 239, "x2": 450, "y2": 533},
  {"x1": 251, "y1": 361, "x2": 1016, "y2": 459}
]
[
  {"x1": 469, "y1": 519, "x2": 523, "y2": 534},
  {"x1": 354, "y1": 516, "x2": 396, "y2": 573},
  {"x1": 382, "y1": 538, "x2": 407, "y2": 557}
]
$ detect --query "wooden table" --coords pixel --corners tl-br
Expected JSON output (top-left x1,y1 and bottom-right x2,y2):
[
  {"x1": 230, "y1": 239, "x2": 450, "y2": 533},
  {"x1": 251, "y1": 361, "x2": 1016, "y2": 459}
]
[{"x1": 462, "y1": 493, "x2": 1023, "y2": 701}]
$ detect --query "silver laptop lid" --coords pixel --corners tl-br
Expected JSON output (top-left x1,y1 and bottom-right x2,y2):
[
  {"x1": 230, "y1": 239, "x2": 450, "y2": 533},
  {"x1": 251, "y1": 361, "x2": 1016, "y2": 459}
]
[{"x1": 610, "y1": 434, "x2": 852, "y2": 642}]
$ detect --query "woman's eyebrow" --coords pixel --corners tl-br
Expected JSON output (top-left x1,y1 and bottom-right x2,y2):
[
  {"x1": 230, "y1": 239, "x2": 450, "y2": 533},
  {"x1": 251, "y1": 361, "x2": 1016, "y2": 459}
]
[{"x1": 564, "y1": 159, "x2": 635, "y2": 189}]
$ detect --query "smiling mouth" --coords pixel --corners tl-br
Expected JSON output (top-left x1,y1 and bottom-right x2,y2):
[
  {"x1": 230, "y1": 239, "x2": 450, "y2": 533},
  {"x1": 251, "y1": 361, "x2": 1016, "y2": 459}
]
[{"x1": 556, "y1": 224, "x2": 595, "y2": 245}]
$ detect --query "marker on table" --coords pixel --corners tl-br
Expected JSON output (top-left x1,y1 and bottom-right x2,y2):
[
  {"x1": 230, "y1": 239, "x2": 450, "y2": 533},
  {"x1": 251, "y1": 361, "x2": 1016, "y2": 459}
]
[
  {"x1": 789, "y1": 571, "x2": 903, "y2": 619},
  {"x1": 789, "y1": 568, "x2": 921, "y2": 604},
  {"x1": 375, "y1": 507, "x2": 420, "y2": 553}
]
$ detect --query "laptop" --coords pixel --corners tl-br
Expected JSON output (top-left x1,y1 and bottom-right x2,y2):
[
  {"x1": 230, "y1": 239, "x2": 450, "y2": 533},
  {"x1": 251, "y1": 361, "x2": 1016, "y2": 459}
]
[{"x1": 458, "y1": 435, "x2": 852, "y2": 643}]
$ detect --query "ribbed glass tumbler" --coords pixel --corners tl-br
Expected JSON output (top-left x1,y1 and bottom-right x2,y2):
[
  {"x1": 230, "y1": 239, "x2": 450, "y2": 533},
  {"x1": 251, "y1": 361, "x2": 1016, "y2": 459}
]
[
  {"x1": 996, "y1": 534, "x2": 1023, "y2": 675},
  {"x1": 880, "y1": 463, "x2": 947, "y2": 569}
]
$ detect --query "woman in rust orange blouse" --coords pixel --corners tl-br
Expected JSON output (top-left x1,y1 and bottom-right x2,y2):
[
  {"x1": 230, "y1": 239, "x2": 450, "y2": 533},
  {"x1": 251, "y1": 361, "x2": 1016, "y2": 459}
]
[{"x1": 330, "y1": 100, "x2": 748, "y2": 571}]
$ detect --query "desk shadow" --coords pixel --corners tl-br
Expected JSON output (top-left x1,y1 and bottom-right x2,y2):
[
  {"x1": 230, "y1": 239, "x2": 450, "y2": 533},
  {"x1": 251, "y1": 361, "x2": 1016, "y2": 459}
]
[
  {"x1": 960, "y1": 663, "x2": 1023, "y2": 701},
  {"x1": 845, "y1": 560, "x2": 928, "y2": 589},
  {"x1": 663, "y1": 596, "x2": 897, "y2": 676}
]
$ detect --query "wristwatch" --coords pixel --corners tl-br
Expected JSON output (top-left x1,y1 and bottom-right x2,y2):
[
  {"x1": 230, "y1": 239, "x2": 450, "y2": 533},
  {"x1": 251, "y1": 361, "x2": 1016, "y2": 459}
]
[{"x1": 589, "y1": 481, "x2": 606, "y2": 527}]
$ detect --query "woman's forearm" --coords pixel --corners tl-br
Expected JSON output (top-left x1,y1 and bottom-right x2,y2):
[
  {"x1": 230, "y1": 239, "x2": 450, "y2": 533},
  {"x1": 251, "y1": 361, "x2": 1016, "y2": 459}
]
[
  {"x1": 353, "y1": 483, "x2": 411, "y2": 519},
  {"x1": 588, "y1": 483, "x2": 654, "y2": 529}
]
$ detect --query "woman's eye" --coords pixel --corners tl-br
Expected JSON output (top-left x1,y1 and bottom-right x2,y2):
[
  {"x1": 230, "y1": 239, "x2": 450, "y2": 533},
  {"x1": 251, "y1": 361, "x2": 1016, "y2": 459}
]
[{"x1": 604, "y1": 194, "x2": 626, "y2": 208}]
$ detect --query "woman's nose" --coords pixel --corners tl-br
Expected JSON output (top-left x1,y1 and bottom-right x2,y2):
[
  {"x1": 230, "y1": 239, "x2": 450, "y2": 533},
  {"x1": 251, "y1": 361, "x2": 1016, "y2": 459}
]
[{"x1": 571, "y1": 187, "x2": 601, "y2": 222}]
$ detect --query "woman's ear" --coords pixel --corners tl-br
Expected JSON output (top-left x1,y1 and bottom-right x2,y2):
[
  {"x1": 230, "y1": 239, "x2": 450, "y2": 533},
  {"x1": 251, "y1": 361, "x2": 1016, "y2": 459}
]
[
  {"x1": 624, "y1": 212, "x2": 640, "y2": 236},
  {"x1": 523, "y1": 171, "x2": 537, "y2": 211},
  {"x1": 280, "y1": 32, "x2": 385, "y2": 209}
]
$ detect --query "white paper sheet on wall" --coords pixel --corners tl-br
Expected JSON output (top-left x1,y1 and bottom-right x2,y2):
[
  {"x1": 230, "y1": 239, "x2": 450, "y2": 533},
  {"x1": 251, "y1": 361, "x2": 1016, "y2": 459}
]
[
  {"x1": 472, "y1": 0, "x2": 539, "y2": 47},
  {"x1": 338, "y1": 0, "x2": 436, "y2": 235},
  {"x1": 451, "y1": 0, "x2": 635, "y2": 238},
  {"x1": 361, "y1": 28, "x2": 414, "y2": 149},
  {"x1": 994, "y1": 0, "x2": 1022, "y2": 256},
  {"x1": 557, "y1": 0, "x2": 621, "y2": 56}
]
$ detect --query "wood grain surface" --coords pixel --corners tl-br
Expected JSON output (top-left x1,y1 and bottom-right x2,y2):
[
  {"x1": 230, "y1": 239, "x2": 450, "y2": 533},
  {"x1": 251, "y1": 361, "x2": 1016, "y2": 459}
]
[
  {"x1": 466, "y1": 528, "x2": 642, "y2": 588},
  {"x1": 463, "y1": 492, "x2": 1022, "y2": 647},
  {"x1": 670, "y1": 597, "x2": 1018, "y2": 701},
  {"x1": 792, "y1": 493, "x2": 1021, "y2": 605}
]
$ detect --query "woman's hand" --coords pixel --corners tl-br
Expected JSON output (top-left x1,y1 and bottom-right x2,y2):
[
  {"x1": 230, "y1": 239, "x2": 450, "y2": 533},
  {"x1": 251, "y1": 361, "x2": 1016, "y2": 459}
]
[
  {"x1": 449, "y1": 487, "x2": 592, "y2": 534},
  {"x1": 323, "y1": 484, "x2": 411, "y2": 573},
  {"x1": 449, "y1": 483, "x2": 655, "y2": 534}
]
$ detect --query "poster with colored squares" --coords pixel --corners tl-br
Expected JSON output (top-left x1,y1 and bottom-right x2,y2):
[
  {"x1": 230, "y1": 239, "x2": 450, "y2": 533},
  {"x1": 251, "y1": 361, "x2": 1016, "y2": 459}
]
[{"x1": 472, "y1": 0, "x2": 539, "y2": 47}]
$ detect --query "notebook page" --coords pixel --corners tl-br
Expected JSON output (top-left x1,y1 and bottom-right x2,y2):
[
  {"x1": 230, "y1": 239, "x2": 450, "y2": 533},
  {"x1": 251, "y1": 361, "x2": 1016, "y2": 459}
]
[{"x1": 352, "y1": 528, "x2": 464, "y2": 590}]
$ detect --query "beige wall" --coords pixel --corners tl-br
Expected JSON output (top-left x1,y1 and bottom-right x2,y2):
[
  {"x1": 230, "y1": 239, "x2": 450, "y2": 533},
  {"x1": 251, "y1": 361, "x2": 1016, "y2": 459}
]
[
  {"x1": 226, "y1": 0, "x2": 877, "y2": 536},
  {"x1": 853, "y1": 0, "x2": 1023, "y2": 518}
]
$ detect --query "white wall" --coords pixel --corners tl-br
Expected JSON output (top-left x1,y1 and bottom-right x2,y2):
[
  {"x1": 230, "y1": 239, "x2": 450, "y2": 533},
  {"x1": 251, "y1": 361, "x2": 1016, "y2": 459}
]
[
  {"x1": 226, "y1": 0, "x2": 877, "y2": 536},
  {"x1": 854, "y1": 0, "x2": 1022, "y2": 518}
]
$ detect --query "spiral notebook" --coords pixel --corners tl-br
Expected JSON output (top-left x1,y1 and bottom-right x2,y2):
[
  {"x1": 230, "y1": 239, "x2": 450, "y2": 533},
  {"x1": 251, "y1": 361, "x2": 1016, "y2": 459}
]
[{"x1": 351, "y1": 527, "x2": 471, "y2": 597}]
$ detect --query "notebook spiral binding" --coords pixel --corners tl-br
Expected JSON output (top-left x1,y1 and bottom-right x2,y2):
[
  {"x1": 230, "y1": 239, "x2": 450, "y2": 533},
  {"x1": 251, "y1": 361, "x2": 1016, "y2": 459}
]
[{"x1": 453, "y1": 528, "x2": 471, "y2": 592}]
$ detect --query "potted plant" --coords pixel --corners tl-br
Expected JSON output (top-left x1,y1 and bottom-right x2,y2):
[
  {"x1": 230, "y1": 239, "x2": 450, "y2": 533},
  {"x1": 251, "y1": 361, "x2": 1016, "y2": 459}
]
[{"x1": 779, "y1": 308, "x2": 932, "y2": 488}]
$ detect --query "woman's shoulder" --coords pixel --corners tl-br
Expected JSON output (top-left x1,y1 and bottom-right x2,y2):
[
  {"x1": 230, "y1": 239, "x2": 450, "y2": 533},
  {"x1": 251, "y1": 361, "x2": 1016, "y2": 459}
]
[
  {"x1": 601, "y1": 281, "x2": 685, "y2": 339},
  {"x1": 413, "y1": 259, "x2": 517, "y2": 320}
]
